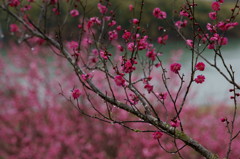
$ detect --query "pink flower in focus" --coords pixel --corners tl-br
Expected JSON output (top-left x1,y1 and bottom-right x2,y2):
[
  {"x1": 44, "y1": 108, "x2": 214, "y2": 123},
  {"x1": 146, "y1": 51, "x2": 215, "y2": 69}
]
[
  {"x1": 153, "y1": 131, "x2": 163, "y2": 139},
  {"x1": 72, "y1": 89, "x2": 81, "y2": 99},
  {"x1": 170, "y1": 119, "x2": 180, "y2": 127},
  {"x1": 218, "y1": 37, "x2": 228, "y2": 46},
  {"x1": 195, "y1": 62, "x2": 205, "y2": 71},
  {"x1": 212, "y1": 2, "x2": 220, "y2": 11},
  {"x1": 209, "y1": 12, "x2": 217, "y2": 20},
  {"x1": 157, "y1": 35, "x2": 168, "y2": 45},
  {"x1": 10, "y1": 24, "x2": 19, "y2": 32},
  {"x1": 186, "y1": 39, "x2": 193, "y2": 48},
  {"x1": 194, "y1": 75, "x2": 205, "y2": 84},
  {"x1": 98, "y1": 3, "x2": 108, "y2": 14},
  {"x1": 70, "y1": 9, "x2": 79, "y2": 17},
  {"x1": 153, "y1": 8, "x2": 167, "y2": 19},
  {"x1": 170, "y1": 63, "x2": 181, "y2": 74},
  {"x1": 114, "y1": 75, "x2": 126, "y2": 87}
]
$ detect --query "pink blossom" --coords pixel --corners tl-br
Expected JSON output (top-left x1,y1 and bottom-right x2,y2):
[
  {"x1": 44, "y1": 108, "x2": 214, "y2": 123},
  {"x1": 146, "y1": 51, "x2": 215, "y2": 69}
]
[
  {"x1": 52, "y1": 8, "x2": 60, "y2": 15},
  {"x1": 116, "y1": 25, "x2": 122, "y2": 31},
  {"x1": 175, "y1": 20, "x2": 188, "y2": 29},
  {"x1": 146, "y1": 49, "x2": 157, "y2": 61},
  {"x1": 195, "y1": 62, "x2": 205, "y2": 71},
  {"x1": 153, "y1": 8, "x2": 167, "y2": 19},
  {"x1": 157, "y1": 35, "x2": 168, "y2": 45},
  {"x1": 170, "y1": 119, "x2": 180, "y2": 127},
  {"x1": 100, "y1": 50, "x2": 110, "y2": 60},
  {"x1": 132, "y1": 18, "x2": 139, "y2": 24},
  {"x1": 209, "y1": 12, "x2": 217, "y2": 20},
  {"x1": 186, "y1": 39, "x2": 193, "y2": 48},
  {"x1": 211, "y1": 2, "x2": 220, "y2": 11},
  {"x1": 8, "y1": 0, "x2": 20, "y2": 7},
  {"x1": 72, "y1": 89, "x2": 81, "y2": 99},
  {"x1": 68, "y1": 41, "x2": 78, "y2": 50},
  {"x1": 108, "y1": 20, "x2": 116, "y2": 27},
  {"x1": 81, "y1": 74, "x2": 92, "y2": 80},
  {"x1": 129, "y1": 4, "x2": 134, "y2": 11},
  {"x1": 206, "y1": 23, "x2": 216, "y2": 32},
  {"x1": 9, "y1": 24, "x2": 19, "y2": 32},
  {"x1": 122, "y1": 59, "x2": 136, "y2": 73},
  {"x1": 180, "y1": 10, "x2": 189, "y2": 17},
  {"x1": 122, "y1": 31, "x2": 131, "y2": 40},
  {"x1": 158, "y1": 92, "x2": 167, "y2": 100},
  {"x1": 194, "y1": 75, "x2": 205, "y2": 84},
  {"x1": 155, "y1": 62, "x2": 161, "y2": 68},
  {"x1": 114, "y1": 75, "x2": 126, "y2": 87},
  {"x1": 117, "y1": 45, "x2": 124, "y2": 52},
  {"x1": 218, "y1": 37, "x2": 228, "y2": 46},
  {"x1": 220, "y1": 117, "x2": 226, "y2": 122},
  {"x1": 108, "y1": 30, "x2": 118, "y2": 41},
  {"x1": 70, "y1": 9, "x2": 79, "y2": 17},
  {"x1": 152, "y1": 131, "x2": 163, "y2": 139},
  {"x1": 170, "y1": 63, "x2": 181, "y2": 74},
  {"x1": 129, "y1": 94, "x2": 139, "y2": 105},
  {"x1": 127, "y1": 42, "x2": 135, "y2": 52},
  {"x1": 219, "y1": 0, "x2": 224, "y2": 3},
  {"x1": 218, "y1": 22, "x2": 238, "y2": 31},
  {"x1": 207, "y1": 43, "x2": 215, "y2": 49},
  {"x1": 144, "y1": 84, "x2": 153, "y2": 93},
  {"x1": 98, "y1": 3, "x2": 108, "y2": 14}
]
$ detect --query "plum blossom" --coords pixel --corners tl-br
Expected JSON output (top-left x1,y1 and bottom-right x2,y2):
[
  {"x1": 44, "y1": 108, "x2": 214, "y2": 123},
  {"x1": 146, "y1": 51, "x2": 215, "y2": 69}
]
[
  {"x1": 114, "y1": 75, "x2": 126, "y2": 87},
  {"x1": 70, "y1": 9, "x2": 79, "y2": 17},
  {"x1": 98, "y1": 3, "x2": 108, "y2": 14},
  {"x1": 211, "y1": 2, "x2": 220, "y2": 11},
  {"x1": 108, "y1": 30, "x2": 118, "y2": 41},
  {"x1": 153, "y1": 8, "x2": 167, "y2": 19},
  {"x1": 180, "y1": 10, "x2": 189, "y2": 17},
  {"x1": 157, "y1": 35, "x2": 168, "y2": 45},
  {"x1": 72, "y1": 89, "x2": 81, "y2": 99},
  {"x1": 195, "y1": 62, "x2": 205, "y2": 71},
  {"x1": 209, "y1": 12, "x2": 217, "y2": 20},
  {"x1": 152, "y1": 131, "x2": 163, "y2": 139},
  {"x1": 68, "y1": 41, "x2": 78, "y2": 50},
  {"x1": 8, "y1": 0, "x2": 20, "y2": 7},
  {"x1": 170, "y1": 63, "x2": 181, "y2": 74},
  {"x1": 129, "y1": 4, "x2": 134, "y2": 11},
  {"x1": 144, "y1": 84, "x2": 153, "y2": 93},
  {"x1": 170, "y1": 119, "x2": 180, "y2": 127},
  {"x1": 175, "y1": 20, "x2": 188, "y2": 29},
  {"x1": 186, "y1": 39, "x2": 193, "y2": 48},
  {"x1": 10, "y1": 24, "x2": 19, "y2": 32},
  {"x1": 194, "y1": 75, "x2": 205, "y2": 84},
  {"x1": 132, "y1": 18, "x2": 139, "y2": 24}
]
